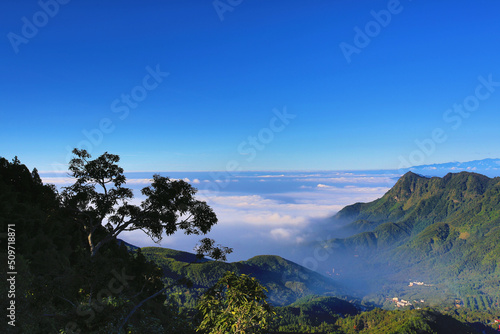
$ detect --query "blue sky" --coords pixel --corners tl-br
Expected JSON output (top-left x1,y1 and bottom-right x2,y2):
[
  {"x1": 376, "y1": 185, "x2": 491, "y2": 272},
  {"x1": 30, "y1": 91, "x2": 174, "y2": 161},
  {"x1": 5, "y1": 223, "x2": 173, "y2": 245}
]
[{"x1": 2, "y1": 0, "x2": 500, "y2": 172}]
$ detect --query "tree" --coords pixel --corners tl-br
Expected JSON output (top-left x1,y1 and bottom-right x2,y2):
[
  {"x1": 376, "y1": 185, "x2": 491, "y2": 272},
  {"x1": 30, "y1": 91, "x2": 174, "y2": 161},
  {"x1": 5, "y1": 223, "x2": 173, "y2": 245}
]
[
  {"x1": 62, "y1": 148, "x2": 229, "y2": 259},
  {"x1": 60, "y1": 149, "x2": 231, "y2": 332},
  {"x1": 197, "y1": 271, "x2": 274, "y2": 334}
]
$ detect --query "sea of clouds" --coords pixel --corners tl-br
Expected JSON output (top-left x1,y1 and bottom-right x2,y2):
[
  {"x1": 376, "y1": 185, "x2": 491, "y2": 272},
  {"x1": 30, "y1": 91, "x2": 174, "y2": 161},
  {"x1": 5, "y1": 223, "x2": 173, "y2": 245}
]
[{"x1": 41, "y1": 170, "x2": 401, "y2": 264}]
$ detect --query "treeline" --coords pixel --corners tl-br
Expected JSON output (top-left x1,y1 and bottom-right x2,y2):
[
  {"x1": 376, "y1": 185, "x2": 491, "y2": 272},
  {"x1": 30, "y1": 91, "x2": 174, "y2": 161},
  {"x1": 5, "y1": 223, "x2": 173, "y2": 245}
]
[
  {"x1": 335, "y1": 308, "x2": 480, "y2": 334},
  {"x1": 268, "y1": 306, "x2": 498, "y2": 334}
]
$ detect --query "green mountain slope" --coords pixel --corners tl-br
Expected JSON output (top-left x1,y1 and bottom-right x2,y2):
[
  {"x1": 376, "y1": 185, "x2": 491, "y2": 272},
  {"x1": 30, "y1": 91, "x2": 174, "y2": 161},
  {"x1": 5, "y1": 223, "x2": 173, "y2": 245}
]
[
  {"x1": 325, "y1": 171, "x2": 500, "y2": 305},
  {"x1": 268, "y1": 295, "x2": 359, "y2": 333},
  {"x1": 268, "y1": 297, "x2": 497, "y2": 334},
  {"x1": 335, "y1": 308, "x2": 484, "y2": 334},
  {"x1": 140, "y1": 247, "x2": 342, "y2": 307}
]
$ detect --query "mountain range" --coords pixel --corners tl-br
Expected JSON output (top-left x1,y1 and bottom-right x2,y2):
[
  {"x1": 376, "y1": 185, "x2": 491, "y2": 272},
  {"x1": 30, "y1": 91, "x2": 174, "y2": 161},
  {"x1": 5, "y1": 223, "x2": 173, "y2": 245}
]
[
  {"x1": 326, "y1": 171, "x2": 500, "y2": 307},
  {"x1": 400, "y1": 158, "x2": 500, "y2": 177}
]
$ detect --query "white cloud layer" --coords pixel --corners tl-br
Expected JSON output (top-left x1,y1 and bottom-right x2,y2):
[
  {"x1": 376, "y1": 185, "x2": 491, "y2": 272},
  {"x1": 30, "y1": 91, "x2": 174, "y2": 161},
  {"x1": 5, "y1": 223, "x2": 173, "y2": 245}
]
[{"x1": 41, "y1": 170, "x2": 395, "y2": 262}]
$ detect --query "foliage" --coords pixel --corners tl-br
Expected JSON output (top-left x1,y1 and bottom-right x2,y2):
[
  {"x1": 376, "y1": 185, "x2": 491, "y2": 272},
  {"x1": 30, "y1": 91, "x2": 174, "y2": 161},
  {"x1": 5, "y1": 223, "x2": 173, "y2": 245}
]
[
  {"x1": 336, "y1": 308, "x2": 467, "y2": 334},
  {"x1": 197, "y1": 271, "x2": 274, "y2": 334},
  {"x1": 62, "y1": 148, "x2": 228, "y2": 259},
  {"x1": 0, "y1": 154, "x2": 224, "y2": 333},
  {"x1": 268, "y1": 295, "x2": 357, "y2": 333}
]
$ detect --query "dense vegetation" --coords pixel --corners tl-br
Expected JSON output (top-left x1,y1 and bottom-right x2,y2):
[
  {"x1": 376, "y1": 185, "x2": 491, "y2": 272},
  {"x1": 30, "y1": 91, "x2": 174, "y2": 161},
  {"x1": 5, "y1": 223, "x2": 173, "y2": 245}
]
[
  {"x1": 0, "y1": 156, "x2": 207, "y2": 333},
  {"x1": 3, "y1": 154, "x2": 500, "y2": 333},
  {"x1": 335, "y1": 308, "x2": 480, "y2": 334},
  {"x1": 197, "y1": 271, "x2": 274, "y2": 333},
  {"x1": 140, "y1": 247, "x2": 341, "y2": 307},
  {"x1": 270, "y1": 297, "x2": 498, "y2": 333}
]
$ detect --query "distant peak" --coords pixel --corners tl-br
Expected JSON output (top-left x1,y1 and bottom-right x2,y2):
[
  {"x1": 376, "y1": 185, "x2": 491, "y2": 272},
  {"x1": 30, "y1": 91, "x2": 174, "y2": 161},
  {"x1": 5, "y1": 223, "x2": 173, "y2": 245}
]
[
  {"x1": 402, "y1": 171, "x2": 426, "y2": 178},
  {"x1": 396, "y1": 171, "x2": 428, "y2": 184}
]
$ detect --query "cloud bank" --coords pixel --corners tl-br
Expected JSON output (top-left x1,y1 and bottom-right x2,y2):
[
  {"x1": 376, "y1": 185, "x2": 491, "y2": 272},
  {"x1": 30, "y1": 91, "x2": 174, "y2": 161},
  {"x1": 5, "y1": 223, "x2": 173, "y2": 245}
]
[{"x1": 41, "y1": 170, "x2": 396, "y2": 262}]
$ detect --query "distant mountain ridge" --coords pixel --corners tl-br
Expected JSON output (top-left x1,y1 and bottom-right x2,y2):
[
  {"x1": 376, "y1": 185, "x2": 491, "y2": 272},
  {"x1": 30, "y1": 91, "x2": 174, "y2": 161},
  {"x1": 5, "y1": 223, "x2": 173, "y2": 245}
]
[
  {"x1": 326, "y1": 171, "x2": 500, "y2": 304},
  {"x1": 401, "y1": 158, "x2": 500, "y2": 177}
]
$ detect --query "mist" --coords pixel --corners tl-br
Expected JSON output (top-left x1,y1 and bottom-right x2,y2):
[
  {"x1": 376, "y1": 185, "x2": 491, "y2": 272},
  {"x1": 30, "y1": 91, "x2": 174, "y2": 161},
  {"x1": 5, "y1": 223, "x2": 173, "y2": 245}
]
[{"x1": 114, "y1": 170, "x2": 397, "y2": 273}]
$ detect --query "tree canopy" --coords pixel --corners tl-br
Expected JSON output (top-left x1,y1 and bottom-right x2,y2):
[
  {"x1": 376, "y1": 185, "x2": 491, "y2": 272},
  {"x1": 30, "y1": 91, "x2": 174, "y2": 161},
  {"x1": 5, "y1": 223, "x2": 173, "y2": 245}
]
[
  {"x1": 62, "y1": 148, "x2": 229, "y2": 260},
  {"x1": 197, "y1": 271, "x2": 274, "y2": 334}
]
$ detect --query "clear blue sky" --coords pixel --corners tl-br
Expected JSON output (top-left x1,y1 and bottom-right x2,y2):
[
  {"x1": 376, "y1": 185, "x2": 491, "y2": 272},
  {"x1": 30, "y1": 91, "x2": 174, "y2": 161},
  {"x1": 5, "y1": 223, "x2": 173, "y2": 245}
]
[{"x1": 2, "y1": 0, "x2": 500, "y2": 172}]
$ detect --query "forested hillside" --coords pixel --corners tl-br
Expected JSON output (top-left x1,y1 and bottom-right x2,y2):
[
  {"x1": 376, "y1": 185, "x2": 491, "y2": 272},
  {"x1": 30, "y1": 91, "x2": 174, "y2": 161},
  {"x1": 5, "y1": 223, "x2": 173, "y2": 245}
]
[
  {"x1": 326, "y1": 171, "x2": 500, "y2": 307},
  {"x1": 0, "y1": 156, "x2": 193, "y2": 333},
  {"x1": 0, "y1": 152, "x2": 236, "y2": 333},
  {"x1": 140, "y1": 247, "x2": 341, "y2": 307}
]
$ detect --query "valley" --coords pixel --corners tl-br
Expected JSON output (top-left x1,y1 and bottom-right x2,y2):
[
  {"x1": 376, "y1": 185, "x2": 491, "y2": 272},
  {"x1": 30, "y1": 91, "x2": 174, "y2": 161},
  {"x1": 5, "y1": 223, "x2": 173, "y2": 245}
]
[{"x1": 142, "y1": 170, "x2": 500, "y2": 332}]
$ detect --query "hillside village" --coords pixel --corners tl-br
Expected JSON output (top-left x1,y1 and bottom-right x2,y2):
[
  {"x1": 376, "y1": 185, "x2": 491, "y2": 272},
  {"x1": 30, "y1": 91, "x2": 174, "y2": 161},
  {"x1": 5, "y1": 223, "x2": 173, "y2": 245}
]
[
  {"x1": 385, "y1": 280, "x2": 434, "y2": 309},
  {"x1": 408, "y1": 281, "x2": 433, "y2": 287},
  {"x1": 391, "y1": 297, "x2": 426, "y2": 309}
]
